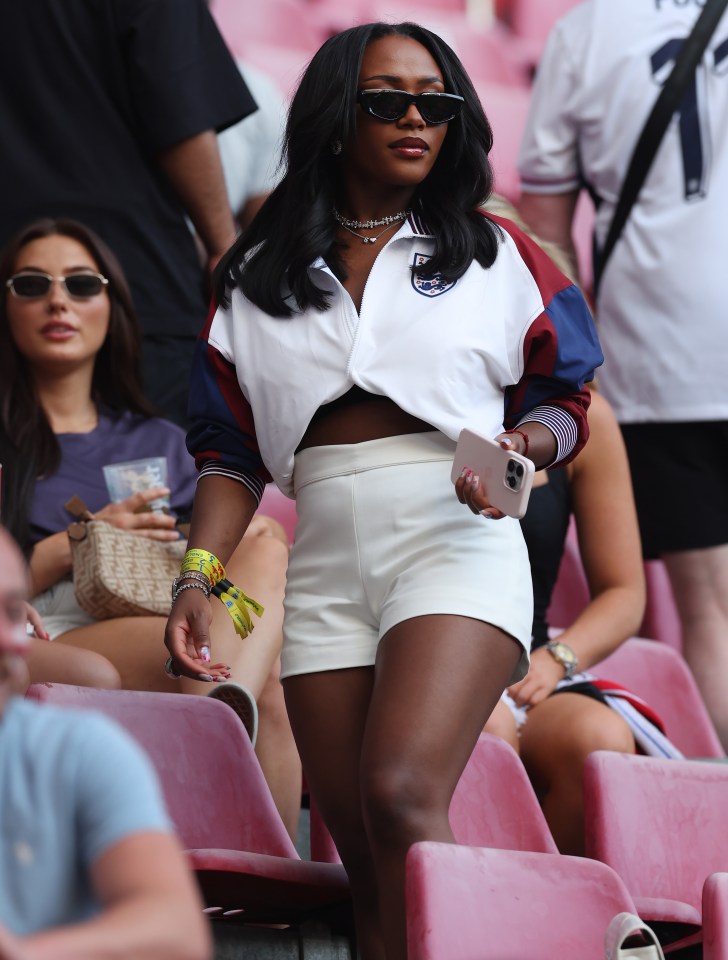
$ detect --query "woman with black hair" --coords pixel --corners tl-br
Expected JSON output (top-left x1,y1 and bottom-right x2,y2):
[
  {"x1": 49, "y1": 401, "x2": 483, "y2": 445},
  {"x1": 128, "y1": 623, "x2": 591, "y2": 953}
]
[
  {"x1": 0, "y1": 217, "x2": 302, "y2": 841},
  {"x1": 165, "y1": 22, "x2": 602, "y2": 959}
]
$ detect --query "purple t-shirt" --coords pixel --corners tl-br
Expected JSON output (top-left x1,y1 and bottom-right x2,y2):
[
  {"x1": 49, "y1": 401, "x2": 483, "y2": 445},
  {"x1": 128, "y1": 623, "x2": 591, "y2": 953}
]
[{"x1": 29, "y1": 410, "x2": 197, "y2": 545}]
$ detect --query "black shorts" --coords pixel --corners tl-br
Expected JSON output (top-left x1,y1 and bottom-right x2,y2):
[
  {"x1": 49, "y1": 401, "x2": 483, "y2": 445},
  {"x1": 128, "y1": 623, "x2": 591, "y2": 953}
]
[{"x1": 621, "y1": 421, "x2": 728, "y2": 559}]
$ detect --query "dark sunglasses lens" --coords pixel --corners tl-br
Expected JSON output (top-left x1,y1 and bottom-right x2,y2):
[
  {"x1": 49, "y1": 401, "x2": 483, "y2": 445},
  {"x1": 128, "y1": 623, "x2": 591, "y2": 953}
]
[
  {"x1": 366, "y1": 91, "x2": 411, "y2": 120},
  {"x1": 419, "y1": 95, "x2": 462, "y2": 124},
  {"x1": 65, "y1": 275, "x2": 104, "y2": 297},
  {"x1": 12, "y1": 275, "x2": 51, "y2": 297}
]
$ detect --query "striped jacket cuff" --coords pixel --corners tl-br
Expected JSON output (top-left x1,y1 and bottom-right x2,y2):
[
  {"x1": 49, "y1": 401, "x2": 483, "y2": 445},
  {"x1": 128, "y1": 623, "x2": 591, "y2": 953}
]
[
  {"x1": 517, "y1": 405, "x2": 577, "y2": 467},
  {"x1": 197, "y1": 462, "x2": 266, "y2": 505}
]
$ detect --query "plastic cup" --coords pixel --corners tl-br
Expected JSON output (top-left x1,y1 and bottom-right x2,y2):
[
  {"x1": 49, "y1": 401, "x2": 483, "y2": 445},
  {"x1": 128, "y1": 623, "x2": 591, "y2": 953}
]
[{"x1": 102, "y1": 457, "x2": 170, "y2": 512}]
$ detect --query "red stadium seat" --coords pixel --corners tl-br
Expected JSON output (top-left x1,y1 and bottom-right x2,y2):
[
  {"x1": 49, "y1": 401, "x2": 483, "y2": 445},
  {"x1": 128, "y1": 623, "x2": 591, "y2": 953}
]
[
  {"x1": 592, "y1": 639, "x2": 724, "y2": 760},
  {"x1": 25, "y1": 684, "x2": 351, "y2": 927},
  {"x1": 406, "y1": 842, "x2": 641, "y2": 960},
  {"x1": 585, "y1": 750, "x2": 728, "y2": 952},
  {"x1": 310, "y1": 733, "x2": 556, "y2": 864},
  {"x1": 258, "y1": 483, "x2": 298, "y2": 544}
]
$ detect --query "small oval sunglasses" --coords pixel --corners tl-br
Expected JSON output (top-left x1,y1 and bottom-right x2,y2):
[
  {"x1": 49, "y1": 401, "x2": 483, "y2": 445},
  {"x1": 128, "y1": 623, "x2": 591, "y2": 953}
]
[
  {"x1": 357, "y1": 89, "x2": 464, "y2": 125},
  {"x1": 6, "y1": 271, "x2": 109, "y2": 300}
]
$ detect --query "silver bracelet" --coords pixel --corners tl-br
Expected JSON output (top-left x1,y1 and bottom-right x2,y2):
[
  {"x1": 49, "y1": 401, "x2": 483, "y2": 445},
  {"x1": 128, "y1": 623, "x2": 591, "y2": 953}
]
[
  {"x1": 173, "y1": 571, "x2": 211, "y2": 592},
  {"x1": 171, "y1": 581, "x2": 211, "y2": 603}
]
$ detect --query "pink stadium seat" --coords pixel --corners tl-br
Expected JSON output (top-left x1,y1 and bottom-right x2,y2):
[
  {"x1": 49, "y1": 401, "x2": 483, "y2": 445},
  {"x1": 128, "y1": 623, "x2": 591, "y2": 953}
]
[
  {"x1": 209, "y1": 0, "x2": 327, "y2": 59},
  {"x1": 239, "y1": 43, "x2": 310, "y2": 101},
  {"x1": 25, "y1": 684, "x2": 350, "y2": 926},
  {"x1": 258, "y1": 483, "x2": 298, "y2": 544},
  {"x1": 449, "y1": 733, "x2": 557, "y2": 851},
  {"x1": 310, "y1": 733, "x2": 556, "y2": 865},
  {"x1": 584, "y1": 750, "x2": 728, "y2": 951},
  {"x1": 509, "y1": 0, "x2": 581, "y2": 46},
  {"x1": 406, "y1": 842, "x2": 640, "y2": 960},
  {"x1": 592, "y1": 638, "x2": 724, "y2": 759},
  {"x1": 548, "y1": 518, "x2": 682, "y2": 652},
  {"x1": 641, "y1": 559, "x2": 682, "y2": 651},
  {"x1": 448, "y1": 21, "x2": 530, "y2": 88},
  {"x1": 473, "y1": 81, "x2": 532, "y2": 201},
  {"x1": 703, "y1": 872, "x2": 728, "y2": 960}
]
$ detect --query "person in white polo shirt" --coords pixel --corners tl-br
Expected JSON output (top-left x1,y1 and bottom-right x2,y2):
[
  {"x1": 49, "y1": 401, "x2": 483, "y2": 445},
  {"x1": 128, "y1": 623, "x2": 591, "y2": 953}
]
[{"x1": 517, "y1": 0, "x2": 728, "y2": 750}]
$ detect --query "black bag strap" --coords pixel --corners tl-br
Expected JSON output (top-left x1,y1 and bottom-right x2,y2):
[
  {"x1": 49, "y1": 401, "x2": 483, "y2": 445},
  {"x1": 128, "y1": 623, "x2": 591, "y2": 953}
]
[{"x1": 594, "y1": 0, "x2": 728, "y2": 295}]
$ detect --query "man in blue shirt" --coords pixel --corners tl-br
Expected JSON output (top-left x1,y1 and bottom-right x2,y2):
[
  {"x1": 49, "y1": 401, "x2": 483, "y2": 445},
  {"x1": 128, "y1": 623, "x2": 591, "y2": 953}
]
[{"x1": 0, "y1": 526, "x2": 211, "y2": 960}]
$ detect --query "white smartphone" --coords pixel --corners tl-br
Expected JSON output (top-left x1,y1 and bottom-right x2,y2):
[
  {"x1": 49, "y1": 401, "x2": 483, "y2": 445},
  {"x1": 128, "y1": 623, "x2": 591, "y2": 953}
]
[{"x1": 451, "y1": 428, "x2": 535, "y2": 519}]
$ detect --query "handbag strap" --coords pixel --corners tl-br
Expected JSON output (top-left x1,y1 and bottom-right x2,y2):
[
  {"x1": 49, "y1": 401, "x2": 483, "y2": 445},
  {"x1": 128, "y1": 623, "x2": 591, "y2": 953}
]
[
  {"x1": 594, "y1": 0, "x2": 728, "y2": 295},
  {"x1": 605, "y1": 912, "x2": 666, "y2": 960}
]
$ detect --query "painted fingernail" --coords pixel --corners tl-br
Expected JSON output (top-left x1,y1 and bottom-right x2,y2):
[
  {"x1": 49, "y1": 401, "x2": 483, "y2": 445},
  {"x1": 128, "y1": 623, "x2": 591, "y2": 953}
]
[
  {"x1": 198, "y1": 674, "x2": 214, "y2": 682},
  {"x1": 470, "y1": 474, "x2": 480, "y2": 489},
  {"x1": 459, "y1": 469, "x2": 467, "y2": 479},
  {"x1": 200, "y1": 645, "x2": 211, "y2": 662},
  {"x1": 501, "y1": 437, "x2": 513, "y2": 446},
  {"x1": 480, "y1": 510, "x2": 493, "y2": 519}
]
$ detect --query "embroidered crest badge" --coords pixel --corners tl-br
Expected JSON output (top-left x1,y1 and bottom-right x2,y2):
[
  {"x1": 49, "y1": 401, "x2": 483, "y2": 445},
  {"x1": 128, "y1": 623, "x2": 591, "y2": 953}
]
[{"x1": 411, "y1": 252, "x2": 457, "y2": 297}]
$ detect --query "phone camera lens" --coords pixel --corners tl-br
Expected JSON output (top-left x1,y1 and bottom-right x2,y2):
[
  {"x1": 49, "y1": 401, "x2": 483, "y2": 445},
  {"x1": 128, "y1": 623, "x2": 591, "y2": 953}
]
[
  {"x1": 507, "y1": 476, "x2": 517, "y2": 488},
  {"x1": 516, "y1": 464, "x2": 524, "y2": 477}
]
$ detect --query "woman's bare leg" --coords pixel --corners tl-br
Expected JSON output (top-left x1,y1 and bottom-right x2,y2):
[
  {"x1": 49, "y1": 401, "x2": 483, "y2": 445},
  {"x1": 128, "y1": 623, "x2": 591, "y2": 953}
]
[
  {"x1": 55, "y1": 617, "x2": 179, "y2": 692},
  {"x1": 361, "y1": 615, "x2": 521, "y2": 960},
  {"x1": 178, "y1": 515, "x2": 297, "y2": 828},
  {"x1": 256, "y1": 658, "x2": 302, "y2": 842},
  {"x1": 284, "y1": 667, "x2": 381, "y2": 960},
  {"x1": 285, "y1": 614, "x2": 522, "y2": 960},
  {"x1": 26, "y1": 637, "x2": 122, "y2": 689},
  {"x1": 518, "y1": 693, "x2": 636, "y2": 855}
]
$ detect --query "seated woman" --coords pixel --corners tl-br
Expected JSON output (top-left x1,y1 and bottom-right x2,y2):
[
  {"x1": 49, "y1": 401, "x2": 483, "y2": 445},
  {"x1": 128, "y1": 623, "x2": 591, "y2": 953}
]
[
  {"x1": 0, "y1": 218, "x2": 300, "y2": 839},
  {"x1": 485, "y1": 389, "x2": 683, "y2": 855}
]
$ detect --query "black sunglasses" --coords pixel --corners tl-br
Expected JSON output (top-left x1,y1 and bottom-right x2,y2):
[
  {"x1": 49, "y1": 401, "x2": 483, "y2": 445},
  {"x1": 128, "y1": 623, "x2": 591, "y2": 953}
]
[
  {"x1": 357, "y1": 89, "x2": 464, "y2": 125},
  {"x1": 6, "y1": 271, "x2": 109, "y2": 300}
]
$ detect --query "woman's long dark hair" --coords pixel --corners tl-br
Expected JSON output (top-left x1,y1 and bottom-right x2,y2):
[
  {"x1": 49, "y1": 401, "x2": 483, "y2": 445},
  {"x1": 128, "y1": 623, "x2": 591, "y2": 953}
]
[
  {"x1": 0, "y1": 218, "x2": 155, "y2": 550},
  {"x1": 215, "y1": 21, "x2": 501, "y2": 317}
]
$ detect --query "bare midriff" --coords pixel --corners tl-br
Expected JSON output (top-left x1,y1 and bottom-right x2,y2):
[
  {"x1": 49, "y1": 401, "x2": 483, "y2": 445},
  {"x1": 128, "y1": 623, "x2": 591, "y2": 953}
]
[{"x1": 296, "y1": 393, "x2": 434, "y2": 452}]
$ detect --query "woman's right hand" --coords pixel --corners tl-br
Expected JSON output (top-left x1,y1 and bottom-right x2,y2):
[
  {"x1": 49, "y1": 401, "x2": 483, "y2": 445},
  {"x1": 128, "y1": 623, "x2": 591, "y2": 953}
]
[
  {"x1": 95, "y1": 488, "x2": 180, "y2": 541},
  {"x1": 163, "y1": 588, "x2": 231, "y2": 682}
]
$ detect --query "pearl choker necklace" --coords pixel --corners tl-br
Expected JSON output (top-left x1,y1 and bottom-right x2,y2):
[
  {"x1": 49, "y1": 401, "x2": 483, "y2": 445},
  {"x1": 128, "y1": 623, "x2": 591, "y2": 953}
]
[{"x1": 333, "y1": 209, "x2": 409, "y2": 230}]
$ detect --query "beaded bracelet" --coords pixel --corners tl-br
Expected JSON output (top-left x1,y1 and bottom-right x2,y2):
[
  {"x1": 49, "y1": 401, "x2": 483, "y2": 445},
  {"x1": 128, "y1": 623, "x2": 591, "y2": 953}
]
[
  {"x1": 172, "y1": 571, "x2": 211, "y2": 594},
  {"x1": 171, "y1": 581, "x2": 211, "y2": 604},
  {"x1": 503, "y1": 429, "x2": 530, "y2": 457}
]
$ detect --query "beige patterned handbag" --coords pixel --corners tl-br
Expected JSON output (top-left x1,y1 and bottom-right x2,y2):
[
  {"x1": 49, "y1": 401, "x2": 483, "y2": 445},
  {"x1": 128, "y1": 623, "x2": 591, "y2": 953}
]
[{"x1": 65, "y1": 496, "x2": 185, "y2": 620}]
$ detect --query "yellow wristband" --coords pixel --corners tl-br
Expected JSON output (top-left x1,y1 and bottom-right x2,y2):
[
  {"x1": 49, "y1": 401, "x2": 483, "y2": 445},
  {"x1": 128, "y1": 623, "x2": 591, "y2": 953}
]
[{"x1": 180, "y1": 549, "x2": 264, "y2": 639}]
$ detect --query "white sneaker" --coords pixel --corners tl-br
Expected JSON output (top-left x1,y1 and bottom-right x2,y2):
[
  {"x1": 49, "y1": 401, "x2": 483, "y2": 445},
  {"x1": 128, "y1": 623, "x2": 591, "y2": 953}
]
[{"x1": 207, "y1": 683, "x2": 258, "y2": 747}]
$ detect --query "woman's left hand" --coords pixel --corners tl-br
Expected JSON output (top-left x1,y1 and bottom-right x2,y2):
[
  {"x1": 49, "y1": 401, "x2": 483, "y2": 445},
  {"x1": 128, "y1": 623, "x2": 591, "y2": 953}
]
[
  {"x1": 507, "y1": 648, "x2": 567, "y2": 707},
  {"x1": 453, "y1": 467, "x2": 506, "y2": 519}
]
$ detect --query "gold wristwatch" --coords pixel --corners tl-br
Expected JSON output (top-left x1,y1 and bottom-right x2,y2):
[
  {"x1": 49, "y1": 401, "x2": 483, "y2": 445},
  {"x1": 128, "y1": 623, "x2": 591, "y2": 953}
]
[{"x1": 545, "y1": 639, "x2": 578, "y2": 678}]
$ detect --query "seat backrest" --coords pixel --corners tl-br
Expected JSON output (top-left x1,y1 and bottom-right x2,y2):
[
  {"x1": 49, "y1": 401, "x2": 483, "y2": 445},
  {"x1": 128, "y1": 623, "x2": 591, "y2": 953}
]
[
  {"x1": 471, "y1": 81, "x2": 532, "y2": 202},
  {"x1": 210, "y1": 0, "x2": 325, "y2": 57},
  {"x1": 584, "y1": 751, "x2": 728, "y2": 911},
  {"x1": 592, "y1": 639, "x2": 725, "y2": 759},
  {"x1": 258, "y1": 483, "x2": 298, "y2": 544},
  {"x1": 310, "y1": 733, "x2": 556, "y2": 864},
  {"x1": 449, "y1": 733, "x2": 558, "y2": 852},
  {"x1": 406, "y1": 841, "x2": 638, "y2": 960},
  {"x1": 26, "y1": 683, "x2": 299, "y2": 858}
]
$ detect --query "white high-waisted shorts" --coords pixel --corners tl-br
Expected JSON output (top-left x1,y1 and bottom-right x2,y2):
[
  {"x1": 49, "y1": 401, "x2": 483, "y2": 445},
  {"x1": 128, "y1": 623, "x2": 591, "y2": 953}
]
[
  {"x1": 31, "y1": 578, "x2": 96, "y2": 640},
  {"x1": 280, "y1": 432, "x2": 533, "y2": 682}
]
